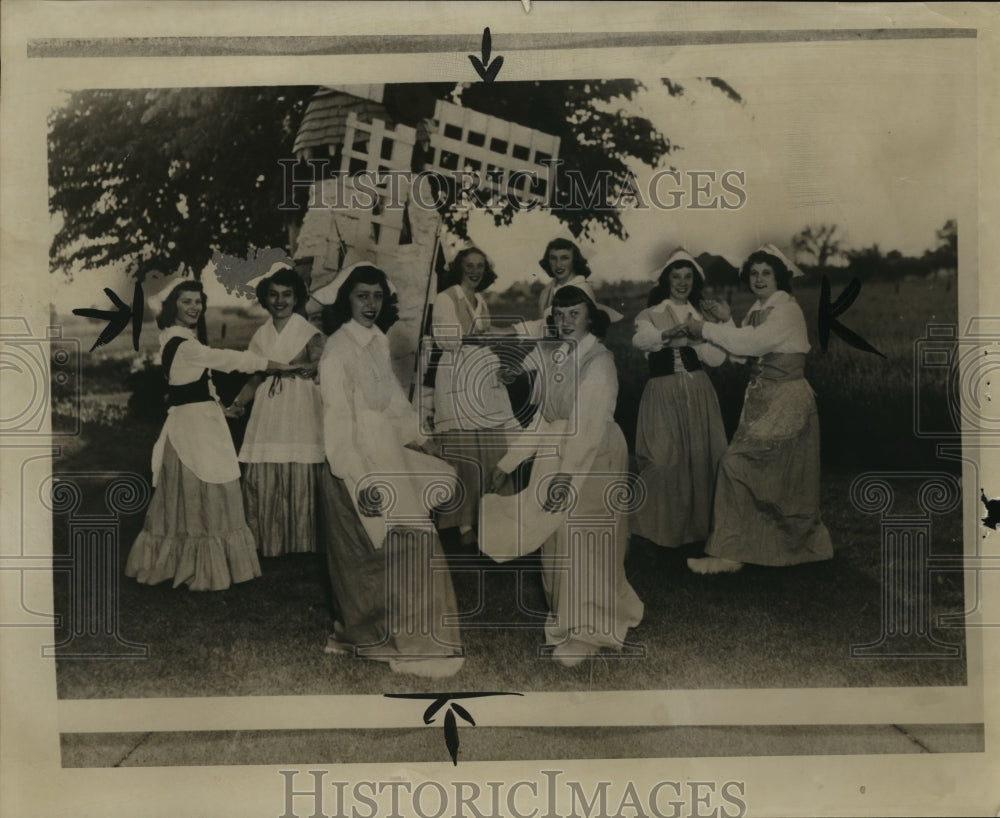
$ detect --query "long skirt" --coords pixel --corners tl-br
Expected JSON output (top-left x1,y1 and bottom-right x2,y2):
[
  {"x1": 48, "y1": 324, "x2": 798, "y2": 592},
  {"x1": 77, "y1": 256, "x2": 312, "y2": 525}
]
[
  {"x1": 630, "y1": 370, "x2": 727, "y2": 548},
  {"x1": 125, "y1": 439, "x2": 262, "y2": 591},
  {"x1": 242, "y1": 462, "x2": 321, "y2": 556},
  {"x1": 316, "y1": 466, "x2": 465, "y2": 664},
  {"x1": 434, "y1": 429, "x2": 508, "y2": 531},
  {"x1": 706, "y1": 377, "x2": 833, "y2": 565},
  {"x1": 540, "y1": 423, "x2": 645, "y2": 651}
]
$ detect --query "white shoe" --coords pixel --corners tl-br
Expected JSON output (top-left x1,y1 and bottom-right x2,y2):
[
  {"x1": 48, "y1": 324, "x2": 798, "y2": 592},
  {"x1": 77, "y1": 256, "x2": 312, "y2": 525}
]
[
  {"x1": 551, "y1": 641, "x2": 597, "y2": 667},
  {"x1": 323, "y1": 633, "x2": 353, "y2": 655},
  {"x1": 389, "y1": 656, "x2": 465, "y2": 678},
  {"x1": 687, "y1": 556, "x2": 744, "y2": 575}
]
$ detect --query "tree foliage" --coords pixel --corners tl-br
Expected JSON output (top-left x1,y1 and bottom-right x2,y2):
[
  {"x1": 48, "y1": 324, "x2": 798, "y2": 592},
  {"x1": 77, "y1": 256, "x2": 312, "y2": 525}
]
[{"x1": 49, "y1": 87, "x2": 314, "y2": 279}]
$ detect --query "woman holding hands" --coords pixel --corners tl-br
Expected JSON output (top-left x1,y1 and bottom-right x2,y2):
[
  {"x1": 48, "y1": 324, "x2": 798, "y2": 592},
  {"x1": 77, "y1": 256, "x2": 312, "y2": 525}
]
[
  {"x1": 685, "y1": 246, "x2": 833, "y2": 574},
  {"x1": 232, "y1": 265, "x2": 325, "y2": 557},
  {"x1": 480, "y1": 283, "x2": 643, "y2": 667},
  {"x1": 630, "y1": 249, "x2": 728, "y2": 551},
  {"x1": 126, "y1": 281, "x2": 302, "y2": 591}
]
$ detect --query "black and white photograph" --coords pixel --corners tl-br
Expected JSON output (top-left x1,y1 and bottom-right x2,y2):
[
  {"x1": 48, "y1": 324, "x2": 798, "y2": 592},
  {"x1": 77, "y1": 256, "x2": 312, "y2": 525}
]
[{"x1": 1, "y1": 2, "x2": 998, "y2": 816}]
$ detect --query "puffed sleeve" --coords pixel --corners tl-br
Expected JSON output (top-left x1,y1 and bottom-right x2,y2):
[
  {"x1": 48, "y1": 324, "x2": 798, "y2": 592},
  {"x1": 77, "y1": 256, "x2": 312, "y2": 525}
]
[
  {"x1": 177, "y1": 340, "x2": 268, "y2": 374},
  {"x1": 691, "y1": 310, "x2": 731, "y2": 367},
  {"x1": 692, "y1": 339, "x2": 728, "y2": 367},
  {"x1": 632, "y1": 308, "x2": 665, "y2": 353},
  {"x1": 702, "y1": 300, "x2": 805, "y2": 357},
  {"x1": 318, "y1": 350, "x2": 367, "y2": 482},
  {"x1": 559, "y1": 352, "x2": 618, "y2": 476}
]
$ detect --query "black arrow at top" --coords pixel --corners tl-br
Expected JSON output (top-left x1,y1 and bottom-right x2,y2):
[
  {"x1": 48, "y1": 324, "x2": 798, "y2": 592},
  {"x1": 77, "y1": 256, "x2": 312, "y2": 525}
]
[{"x1": 469, "y1": 27, "x2": 504, "y2": 83}]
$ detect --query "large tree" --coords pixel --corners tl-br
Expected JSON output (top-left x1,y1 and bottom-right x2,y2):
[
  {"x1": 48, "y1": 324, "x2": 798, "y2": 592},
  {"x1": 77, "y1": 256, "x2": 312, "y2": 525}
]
[
  {"x1": 49, "y1": 87, "x2": 315, "y2": 280},
  {"x1": 49, "y1": 79, "x2": 737, "y2": 279}
]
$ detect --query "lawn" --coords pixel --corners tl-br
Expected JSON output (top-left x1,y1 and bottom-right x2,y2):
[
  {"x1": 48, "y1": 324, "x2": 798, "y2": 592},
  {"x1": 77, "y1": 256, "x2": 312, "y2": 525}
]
[{"x1": 49, "y1": 276, "x2": 968, "y2": 697}]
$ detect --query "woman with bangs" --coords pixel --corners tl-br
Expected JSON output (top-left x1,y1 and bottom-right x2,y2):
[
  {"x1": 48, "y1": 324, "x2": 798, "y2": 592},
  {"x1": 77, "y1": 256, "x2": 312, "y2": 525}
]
[
  {"x1": 230, "y1": 265, "x2": 325, "y2": 557},
  {"x1": 125, "y1": 280, "x2": 298, "y2": 591},
  {"x1": 630, "y1": 249, "x2": 728, "y2": 552},
  {"x1": 430, "y1": 247, "x2": 513, "y2": 544},
  {"x1": 481, "y1": 283, "x2": 644, "y2": 667},
  {"x1": 685, "y1": 245, "x2": 833, "y2": 574},
  {"x1": 315, "y1": 263, "x2": 465, "y2": 679}
]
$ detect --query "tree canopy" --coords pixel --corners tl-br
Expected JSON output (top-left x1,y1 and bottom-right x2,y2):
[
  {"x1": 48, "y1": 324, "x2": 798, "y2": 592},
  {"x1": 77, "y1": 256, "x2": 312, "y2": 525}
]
[
  {"x1": 48, "y1": 79, "x2": 737, "y2": 280},
  {"x1": 49, "y1": 87, "x2": 316, "y2": 280}
]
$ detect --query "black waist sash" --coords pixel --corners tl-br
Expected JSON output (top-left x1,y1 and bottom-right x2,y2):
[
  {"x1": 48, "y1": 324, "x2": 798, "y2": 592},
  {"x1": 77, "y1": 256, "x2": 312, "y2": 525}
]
[
  {"x1": 162, "y1": 336, "x2": 213, "y2": 407},
  {"x1": 648, "y1": 345, "x2": 702, "y2": 377}
]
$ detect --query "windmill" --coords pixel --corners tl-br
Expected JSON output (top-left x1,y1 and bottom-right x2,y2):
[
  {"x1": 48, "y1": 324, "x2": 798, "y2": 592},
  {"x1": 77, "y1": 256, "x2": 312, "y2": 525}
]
[{"x1": 291, "y1": 87, "x2": 561, "y2": 390}]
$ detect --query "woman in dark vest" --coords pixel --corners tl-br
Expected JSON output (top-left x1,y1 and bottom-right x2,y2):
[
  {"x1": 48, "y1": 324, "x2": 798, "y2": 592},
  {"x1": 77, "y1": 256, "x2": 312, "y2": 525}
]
[
  {"x1": 125, "y1": 281, "x2": 297, "y2": 591},
  {"x1": 630, "y1": 249, "x2": 729, "y2": 552}
]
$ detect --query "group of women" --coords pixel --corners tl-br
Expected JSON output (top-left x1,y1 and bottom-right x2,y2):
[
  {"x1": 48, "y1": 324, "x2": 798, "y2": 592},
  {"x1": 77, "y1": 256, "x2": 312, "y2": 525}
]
[{"x1": 124, "y1": 237, "x2": 832, "y2": 678}]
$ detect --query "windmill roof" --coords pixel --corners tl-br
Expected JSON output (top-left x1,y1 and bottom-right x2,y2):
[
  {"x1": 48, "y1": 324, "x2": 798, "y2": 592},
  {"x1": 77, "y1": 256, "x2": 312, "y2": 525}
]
[{"x1": 292, "y1": 88, "x2": 390, "y2": 156}]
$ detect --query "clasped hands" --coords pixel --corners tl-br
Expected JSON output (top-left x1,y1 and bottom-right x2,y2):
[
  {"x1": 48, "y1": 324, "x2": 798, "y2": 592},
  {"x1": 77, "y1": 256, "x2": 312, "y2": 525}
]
[
  {"x1": 224, "y1": 362, "x2": 317, "y2": 418},
  {"x1": 662, "y1": 300, "x2": 730, "y2": 344}
]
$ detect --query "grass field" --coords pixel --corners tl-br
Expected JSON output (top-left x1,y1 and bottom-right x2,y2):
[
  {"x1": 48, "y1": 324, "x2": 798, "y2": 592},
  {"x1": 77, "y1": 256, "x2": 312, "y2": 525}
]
[{"x1": 48, "y1": 275, "x2": 968, "y2": 698}]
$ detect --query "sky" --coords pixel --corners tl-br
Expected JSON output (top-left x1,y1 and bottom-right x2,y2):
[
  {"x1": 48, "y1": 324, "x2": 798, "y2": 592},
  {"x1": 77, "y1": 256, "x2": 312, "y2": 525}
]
[{"x1": 49, "y1": 51, "x2": 973, "y2": 312}]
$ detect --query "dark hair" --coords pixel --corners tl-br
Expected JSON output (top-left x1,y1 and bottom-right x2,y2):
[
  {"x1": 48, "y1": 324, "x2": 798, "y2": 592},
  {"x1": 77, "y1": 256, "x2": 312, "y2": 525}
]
[
  {"x1": 321, "y1": 265, "x2": 400, "y2": 336},
  {"x1": 646, "y1": 260, "x2": 704, "y2": 308},
  {"x1": 547, "y1": 285, "x2": 610, "y2": 339},
  {"x1": 437, "y1": 247, "x2": 499, "y2": 293},
  {"x1": 256, "y1": 266, "x2": 309, "y2": 314},
  {"x1": 739, "y1": 250, "x2": 793, "y2": 293},
  {"x1": 157, "y1": 280, "x2": 208, "y2": 344},
  {"x1": 538, "y1": 238, "x2": 592, "y2": 280}
]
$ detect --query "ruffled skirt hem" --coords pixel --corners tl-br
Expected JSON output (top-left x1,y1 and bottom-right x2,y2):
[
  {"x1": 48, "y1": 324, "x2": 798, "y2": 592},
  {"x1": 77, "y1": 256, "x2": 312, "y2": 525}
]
[{"x1": 126, "y1": 527, "x2": 262, "y2": 591}]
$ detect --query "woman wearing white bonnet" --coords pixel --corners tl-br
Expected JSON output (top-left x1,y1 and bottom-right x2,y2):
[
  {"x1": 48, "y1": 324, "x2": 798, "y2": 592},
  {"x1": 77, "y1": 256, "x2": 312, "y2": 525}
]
[
  {"x1": 630, "y1": 248, "x2": 729, "y2": 553},
  {"x1": 685, "y1": 244, "x2": 833, "y2": 573}
]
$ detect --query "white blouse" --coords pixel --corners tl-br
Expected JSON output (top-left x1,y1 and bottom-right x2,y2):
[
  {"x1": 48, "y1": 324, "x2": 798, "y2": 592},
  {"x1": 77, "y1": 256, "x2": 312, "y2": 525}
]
[
  {"x1": 432, "y1": 285, "x2": 489, "y2": 350},
  {"x1": 150, "y1": 327, "x2": 268, "y2": 485},
  {"x1": 239, "y1": 313, "x2": 324, "y2": 464},
  {"x1": 318, "y1": 319, "x2": 456, "y2": 548},
  {"x1": 497, "y1": 332, "x2": 616, "y2": 476},
  {"x1": 702, "y1": 290, "x2": 810, "y2": 357},
  {"x1": 480, "y1": 332, "x2": 623, "y2": 560},
  {"x1": 430, "y1": 285, "x2": 511, "y2": 432}
]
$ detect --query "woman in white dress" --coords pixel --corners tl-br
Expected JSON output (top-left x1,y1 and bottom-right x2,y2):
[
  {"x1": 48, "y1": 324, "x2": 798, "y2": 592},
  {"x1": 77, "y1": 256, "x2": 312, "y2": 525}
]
[
  {"x1": 481, "y1": 283, "x2": 644, "y2": 667},
  {"x1": 630, "y1": 249, "x2": 728, "y2": 550},
  {"x1": 430, "y1": 247, "x2": 513, "y2": 542},
  {"x1": 685, "y1": 246, "x2": 834, "y2": 574},
  {"x1": 125, "y1": 281, "x2": 297, "y2": 591},
  {"x1": 231, "y1": 267, "x2": 325, "y2": 557},
  {"x1": 316, "y1": 263, "x2": 465, "y2": 678}
]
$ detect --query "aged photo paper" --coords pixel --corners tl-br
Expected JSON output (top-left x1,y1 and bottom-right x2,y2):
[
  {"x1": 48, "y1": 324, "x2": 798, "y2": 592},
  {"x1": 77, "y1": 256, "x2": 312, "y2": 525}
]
[{"x1": 2, "y1": 2, "x2": 998, "y2": 816}]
